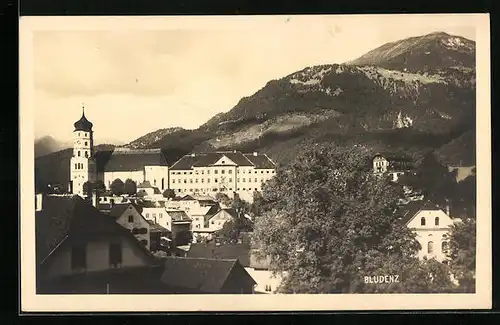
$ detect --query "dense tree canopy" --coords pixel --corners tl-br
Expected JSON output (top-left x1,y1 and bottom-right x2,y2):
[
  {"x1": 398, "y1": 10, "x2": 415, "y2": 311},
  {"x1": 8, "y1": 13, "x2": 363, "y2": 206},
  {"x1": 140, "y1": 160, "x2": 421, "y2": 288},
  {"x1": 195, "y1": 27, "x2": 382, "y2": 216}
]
[
  {"x1": 162, "y1": 189, "x2": 176, "y2": 199},
  {"x1": 253, "y1": 144, "x2": 456, "y2": 293},
  {"x1": 110, "y1": 179, "x2": 125, "y2": 196},
  {"x1": 447, "y1": 218, "x2": 476, "y2": 293},
  {"x1": 124, "y1": 179, "x2": 137, "y2": 196}
]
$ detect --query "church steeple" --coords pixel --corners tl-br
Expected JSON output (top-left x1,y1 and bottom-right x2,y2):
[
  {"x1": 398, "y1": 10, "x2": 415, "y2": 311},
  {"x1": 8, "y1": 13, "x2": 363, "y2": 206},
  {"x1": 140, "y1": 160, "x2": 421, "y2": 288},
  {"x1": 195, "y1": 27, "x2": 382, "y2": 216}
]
[
  {"x1": 74, "y1": 104, "x2": 93, "y2": 132},
  {"x1": 70, "y1": 105, "x2": 96, "y2": 197}
]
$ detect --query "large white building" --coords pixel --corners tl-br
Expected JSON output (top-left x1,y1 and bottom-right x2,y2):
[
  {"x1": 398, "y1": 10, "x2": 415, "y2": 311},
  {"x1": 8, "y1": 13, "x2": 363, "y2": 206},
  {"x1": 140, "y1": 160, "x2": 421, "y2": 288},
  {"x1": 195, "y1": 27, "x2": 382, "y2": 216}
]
[
  {"x1": 68, "y1": 110, "x2": 277, "y2": 202},
  {"x1": 168, "y1": 151, "x2": 277, "y2": 202},
  {"x1": 397, "y1": 201, "x2": 455, "y2": 262}
]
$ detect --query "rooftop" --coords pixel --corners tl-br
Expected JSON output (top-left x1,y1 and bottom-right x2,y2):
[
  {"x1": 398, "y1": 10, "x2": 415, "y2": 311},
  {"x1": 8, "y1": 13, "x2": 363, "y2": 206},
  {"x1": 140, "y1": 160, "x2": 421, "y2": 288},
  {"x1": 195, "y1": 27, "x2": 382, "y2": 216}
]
[
  {"x1": 160, "y1": 257, "x2": 255, "y2": 293},
  {"x1": 170, "y1": 151, "x2": 276, "y2": 170}
]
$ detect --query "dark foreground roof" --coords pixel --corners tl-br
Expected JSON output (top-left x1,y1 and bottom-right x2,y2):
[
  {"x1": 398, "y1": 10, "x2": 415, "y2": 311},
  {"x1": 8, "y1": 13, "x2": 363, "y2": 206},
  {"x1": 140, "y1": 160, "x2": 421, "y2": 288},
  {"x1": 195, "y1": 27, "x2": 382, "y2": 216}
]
[
  {"x1": 187, "y1": 242, "x2": 251, "y2": 267},
  {"x1": 35, "y1": 195, "x2": 155, "y2": 266},
  {"x1": 395, "y1": 201, "x2": 443, "y2": 225},
  {"x1": 170, "y1": 151, "x2": 276, "y2": 170},
  {"x1": 160, "y1": 257, "x2": 254, "y2": 293}
]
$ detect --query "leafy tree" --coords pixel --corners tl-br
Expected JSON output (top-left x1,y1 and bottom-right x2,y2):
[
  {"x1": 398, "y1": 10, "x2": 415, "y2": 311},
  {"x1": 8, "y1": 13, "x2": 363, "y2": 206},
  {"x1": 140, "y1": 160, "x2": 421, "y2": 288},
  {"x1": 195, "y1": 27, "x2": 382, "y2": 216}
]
[
  {"x1": 110, "y1": 179, "x2": 125, "y2": 196},
  {"x1": 216, "y1": 217, "x2": 254, "y2": 244},
  {"x1": 401, "y1": 152, "x2": 457, "y2": 207},
  {"x1": 215, "y1": 192, "x2": 232, "y2": 207},
  {"x1": 451, "y1": 174, "x2": 476, "y2": 219},
  {"x1": 94, "y1": 180, "x2": 106, "y2": 193},
  {"x1": 162, "y1": 189, "x2": 176, "y2": 199},
  {"x1": 124, "y1": 179, "x2": 137, "y2": 196},
  {"x1": 448, "y1": 218, "x2": 476, "y2": 293},
  {"x1": 253, "y1": 143, "x2": 446, "y2": 293},
  {"x1": 231, "y1": 193, "x2": 250, "y2": 217},
  {"x1": 250, "y1": 190, "x2": 264, "y2": 218}
]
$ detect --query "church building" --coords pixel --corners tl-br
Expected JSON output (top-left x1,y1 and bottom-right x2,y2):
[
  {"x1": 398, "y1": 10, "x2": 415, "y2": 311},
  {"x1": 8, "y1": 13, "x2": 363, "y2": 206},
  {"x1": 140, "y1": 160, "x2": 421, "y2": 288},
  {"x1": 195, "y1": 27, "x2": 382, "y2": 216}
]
[{"x1": 69, "y1": 109, "x2": 171, "y2": 197}]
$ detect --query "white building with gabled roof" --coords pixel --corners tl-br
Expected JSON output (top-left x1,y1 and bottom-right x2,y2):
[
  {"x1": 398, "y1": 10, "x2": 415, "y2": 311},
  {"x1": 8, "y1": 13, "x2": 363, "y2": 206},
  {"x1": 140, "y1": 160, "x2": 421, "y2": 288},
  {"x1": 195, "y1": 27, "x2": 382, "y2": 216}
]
[{"x1": 168, "y1": 151, "x2": 277, "y2": 202}]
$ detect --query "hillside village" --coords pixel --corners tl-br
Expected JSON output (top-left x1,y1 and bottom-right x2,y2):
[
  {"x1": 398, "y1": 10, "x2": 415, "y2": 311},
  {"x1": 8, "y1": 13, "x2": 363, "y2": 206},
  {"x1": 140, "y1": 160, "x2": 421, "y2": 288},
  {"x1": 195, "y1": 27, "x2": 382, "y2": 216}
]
[
  {"x1": 34, "y1": 31, "x2": 477, "y2": 294},
  {"x1": 34, "y1": 106, "x2": 474, "y2": 294}
]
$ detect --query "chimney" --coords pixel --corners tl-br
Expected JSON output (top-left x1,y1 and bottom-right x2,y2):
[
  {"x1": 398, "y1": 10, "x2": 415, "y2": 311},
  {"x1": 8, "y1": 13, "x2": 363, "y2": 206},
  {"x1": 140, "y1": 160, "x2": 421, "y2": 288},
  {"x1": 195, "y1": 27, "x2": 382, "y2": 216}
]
[
  {"x1": 91, "y1": 190, "x2": 100, "y2": 210},
  {"x1": 253, "y1": 152, "x2": 258, "y2": 156},
  {"x1": 35, "y1": 193, "x2": 43, "y2": 211},
  {"x1": 445, "y1": 204, "x2": 450, "y2": 217}
]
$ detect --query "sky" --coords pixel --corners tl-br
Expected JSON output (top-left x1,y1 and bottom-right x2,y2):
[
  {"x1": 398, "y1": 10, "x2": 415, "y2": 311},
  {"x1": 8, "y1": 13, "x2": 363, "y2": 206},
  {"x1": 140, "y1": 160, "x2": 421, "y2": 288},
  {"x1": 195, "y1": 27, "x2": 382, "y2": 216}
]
[{"x1": 31, "y1": 15, "x2": 477, "y2": 145}]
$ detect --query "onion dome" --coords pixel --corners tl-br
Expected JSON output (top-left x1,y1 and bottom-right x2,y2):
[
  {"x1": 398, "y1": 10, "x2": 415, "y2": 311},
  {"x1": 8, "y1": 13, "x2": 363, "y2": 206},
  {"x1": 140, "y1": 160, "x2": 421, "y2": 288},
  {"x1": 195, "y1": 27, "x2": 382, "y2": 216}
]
[{"x1": 73, "y1": 107, "x2": 93, "y2": 132}]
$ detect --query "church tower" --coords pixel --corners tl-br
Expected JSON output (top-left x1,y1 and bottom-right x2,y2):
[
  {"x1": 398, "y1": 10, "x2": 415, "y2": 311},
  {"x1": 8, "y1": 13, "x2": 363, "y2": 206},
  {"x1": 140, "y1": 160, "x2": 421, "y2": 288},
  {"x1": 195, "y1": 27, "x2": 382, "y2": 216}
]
[{"x1": 69, "y1": 105, "x2": 97, "y2": 197}]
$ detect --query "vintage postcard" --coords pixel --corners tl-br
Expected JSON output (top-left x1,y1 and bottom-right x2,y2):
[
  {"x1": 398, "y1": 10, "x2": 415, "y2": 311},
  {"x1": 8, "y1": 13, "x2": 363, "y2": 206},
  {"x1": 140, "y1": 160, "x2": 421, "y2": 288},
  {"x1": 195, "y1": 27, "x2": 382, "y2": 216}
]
[{"x1": 20, "y1": 14, "x2": 491, "y2": 312}]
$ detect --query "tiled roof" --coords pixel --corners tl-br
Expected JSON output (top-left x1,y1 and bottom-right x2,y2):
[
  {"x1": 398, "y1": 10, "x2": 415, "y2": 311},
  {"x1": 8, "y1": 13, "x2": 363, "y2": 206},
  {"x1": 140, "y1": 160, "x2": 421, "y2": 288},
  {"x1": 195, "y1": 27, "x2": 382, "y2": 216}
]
[
  {"x1": 213, "y1": 208, "x2": 238, "y2": 219},
  {"x1": 147, "y1": 220, "x2": 169, "y2": 233},
  {"x1": 137, "y1": 181, "x2": 153, "y2": 189},
  {"x1": 169, "y1": 151, "x2": 258, "y2": 170},
  {"x1": 35, "y1": 195, "x2": 155, "y2": 266},
  {"x1": 108, "y1": 203, "x2": 134, "y2": 219},
  {"x1": 160, "y1": 257, "x2": 253, "y2": 293},
  {"x1": 99, "y1": 148, "x2": 169, "y2": 172},
  {"x1": 187, "y1": 243, "x2": 251, "y2": 267},
  {"x1": 167, "y1": 210, "x2": 192, "y2": 222},
  {"x1": 395, "y1": 201, "x2": 442, "y2": 225},
  {"x1": 243, "y1": 153, "x2": 277, "y2": 169}
]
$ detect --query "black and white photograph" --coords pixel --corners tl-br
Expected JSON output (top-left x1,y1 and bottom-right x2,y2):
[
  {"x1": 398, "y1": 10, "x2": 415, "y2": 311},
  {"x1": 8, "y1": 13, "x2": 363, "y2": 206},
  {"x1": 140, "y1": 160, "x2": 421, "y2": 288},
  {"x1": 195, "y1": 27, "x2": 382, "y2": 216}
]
[{"x1": 20, "y1": 14, "x2": 491, "y2": 311}]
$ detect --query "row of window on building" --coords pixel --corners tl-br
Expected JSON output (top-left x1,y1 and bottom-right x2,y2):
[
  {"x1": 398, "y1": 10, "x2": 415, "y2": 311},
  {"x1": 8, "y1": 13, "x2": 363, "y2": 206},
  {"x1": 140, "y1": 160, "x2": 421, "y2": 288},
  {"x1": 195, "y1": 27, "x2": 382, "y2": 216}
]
[
  {"x1": 427, "y1": 240, "x2": 449, "y2": 254},
  {"x1": 172, "y1": 178, "x2": 268, "y2": 184},
  {"x1": 174, "y1": 187, "x2": 261, "y2": 193},
  {"x1": 171, "y1": 170, "x2": 275, "y2": 175},
  {"x1": 421, "y1": 217, "x2": 442, "y2": 226}
]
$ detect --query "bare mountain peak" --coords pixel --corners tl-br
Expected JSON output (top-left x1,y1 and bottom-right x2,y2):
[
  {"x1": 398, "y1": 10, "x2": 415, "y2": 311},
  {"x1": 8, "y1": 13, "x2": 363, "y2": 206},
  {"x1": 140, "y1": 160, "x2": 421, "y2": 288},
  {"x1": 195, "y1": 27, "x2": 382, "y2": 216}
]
[{"x1": 347, "y1": 31, "x2": 475, "y2": 73}]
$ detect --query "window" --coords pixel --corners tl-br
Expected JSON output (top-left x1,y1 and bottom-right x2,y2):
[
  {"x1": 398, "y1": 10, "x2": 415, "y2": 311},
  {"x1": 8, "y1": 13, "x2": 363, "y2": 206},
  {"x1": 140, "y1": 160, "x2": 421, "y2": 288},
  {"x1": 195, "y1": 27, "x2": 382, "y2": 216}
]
[
  {"x1": 221, "y1": 170, "x2": 225, "y2": 174},
  {"x1": 261, "y1": 171, "x2": 264, "y2": 174},
  {"x1": 243, "y1": 178, "x2": 246, "y2": 182},
  {"x1": 75, "y1": 163, "x2": 78, "y2": 169},
  {"x1": 78, "y1": 151, "x2": 81, "y2": 157},
  {"x1": 190, "y1": 179, "x2": 193, "y2": 183},
  {"x1": 254, "y1": 178, "x2": 257, "y2": 182},
  {"x1": 427, "y1": 241, "x2": 434, "y2": 254},
  {"x1": 85, "y1": 151, "x2": 89, "y2": 158},
  {"x1": 228, "y1": 170, "x2": 232, "y2": 174},
  {"x1": 215, "y1": 179, "x2": 218, "y2": 183},
  {"x1": 201, "y1": 179, "x2": 204, "y2": 183},
  {"x1": 71, "y1": 244, "x2": 87, "y2": 270},
  {"x1": 267, "y1": 171, "x2": 269, "y2": 174},
  {"x1": 172, "y1": 179, "x2": 176, "y2": 184},
  {"x1": 420, "y1": 217, "x2": 426, "y2": 226},
  {"x1": 195, "y1": 179, "x2": 198, "y2": 183},
  {"x1": 254, "y1": 171, "x2": 257, "y2": 174},
  {"x1": 128, "y1": 215, "x2": 134, "y2": 223},
  {"x1": 222, "y1": 161, "x2": 225, "y2": 164},
  {"x1": 84, "y1": 141, "x2": 88, "y2": 146},
  {"x1": 139, "y1": 239, "x2": 148, "y2": 246},
  {"x1": 237, "y1": 178, "x2": 240, "y2": 182},
  {"x1": 184, "y1": 179, "x2": 187, "y2": 183},
  {"x1": 159, "y1": 213, "x2": 163, "y2": 218},
  {"x1": 207, "y1": 170, "x2": 210, "y2": 174},
  {"x1": 229, "y1": 178, "x2": 232, "y2": 182},
  {"x1": 162, "y1": 178, "x2": 165, "y2": 189},
  {"x1": 154, "y1": 179, "x2": 157, "y2": 185},
  {"x1": 207, "y1": 178, "x2": 210, "y2": 183},
  {"x1": 441, "y1": 241, "x2": 449, "y2": 253},
  {"x1": 215, "y1": 170, "x2": 218, "y2": 174},
  {"x1": 109, "y1": 242, "x2": 122, "y2": 267},
  {"x1": 435, "y1": 217, "x2": 439, "y2": 226}
]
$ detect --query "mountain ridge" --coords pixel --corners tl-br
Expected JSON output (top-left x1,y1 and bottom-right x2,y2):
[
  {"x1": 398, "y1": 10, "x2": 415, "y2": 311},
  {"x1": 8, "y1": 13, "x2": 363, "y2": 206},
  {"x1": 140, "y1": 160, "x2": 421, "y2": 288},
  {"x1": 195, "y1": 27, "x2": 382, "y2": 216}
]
[{"x1": 35, "y1": 31, "x2": 476, "y2": 189}]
